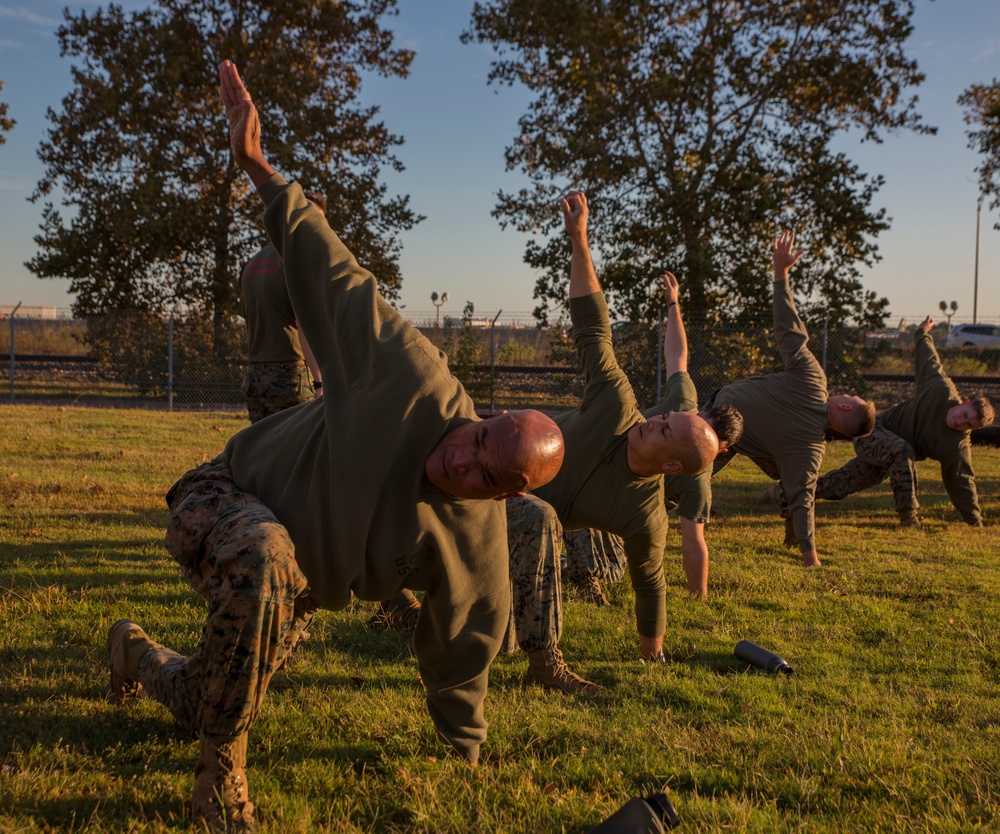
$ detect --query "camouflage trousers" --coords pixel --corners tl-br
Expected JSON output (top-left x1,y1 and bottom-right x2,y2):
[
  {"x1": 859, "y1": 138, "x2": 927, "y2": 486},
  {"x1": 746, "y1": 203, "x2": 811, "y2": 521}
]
[
  {"x1": 815, "y1": 423, "x2": 919, "y2": 516},
  {"x1": 242, "y1": 361, "x2": 314, "y2": 424},
  {"x1": 506, "y1": 494, "x2": 563, "y2": 652},
  {"x1": 139, "y1": 457, "x2": 315, "y2": 739},
  {"x1": 562, "y1": 528, "x2": 626, "y2": 587}
]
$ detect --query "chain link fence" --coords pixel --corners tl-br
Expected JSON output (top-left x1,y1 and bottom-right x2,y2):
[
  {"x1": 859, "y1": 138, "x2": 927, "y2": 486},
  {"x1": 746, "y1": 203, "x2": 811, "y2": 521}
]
[{"x1": 2, "y1": 307, "x2": 999, "y2": 418}]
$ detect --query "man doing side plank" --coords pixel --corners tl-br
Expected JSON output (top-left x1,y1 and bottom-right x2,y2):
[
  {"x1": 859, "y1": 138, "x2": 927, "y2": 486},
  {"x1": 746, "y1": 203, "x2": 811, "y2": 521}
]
[
  {"x1": 106, "y1": 61, "x2": 564, "y2": 833},
  {"x1": 710, "y1": 231, "x2": 876, "y2": 567},
  {"x1": 507, "y1": 191, "x2": 719, "y2": 693},
  {"x1": 814, "y1": 314, "x2": 993, "y2": 527}
]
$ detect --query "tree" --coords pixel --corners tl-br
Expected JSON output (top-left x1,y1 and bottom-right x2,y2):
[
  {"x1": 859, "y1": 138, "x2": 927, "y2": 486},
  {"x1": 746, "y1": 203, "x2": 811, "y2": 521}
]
[
  {"x1": 960, "y1": 78, "x2": 1000, "y2": 230},
  {"x1": 29, "y1": 0, "x2": 420, "y2": 333},
  {"x1": 0, "y1": 81, "x2": 13, "y2": 144},
  {"x1": 464, "y1": 1, "x2": 930, "y2": 335}
]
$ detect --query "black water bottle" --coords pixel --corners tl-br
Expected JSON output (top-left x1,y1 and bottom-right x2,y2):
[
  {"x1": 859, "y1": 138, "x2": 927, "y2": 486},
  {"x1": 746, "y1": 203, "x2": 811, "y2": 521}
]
[
  {"x1": 734, "y1": 639, "x2": 793, "y2": 674},
  {"x1": 586, "y1": 792, "x2": 680, "y2": 833}
]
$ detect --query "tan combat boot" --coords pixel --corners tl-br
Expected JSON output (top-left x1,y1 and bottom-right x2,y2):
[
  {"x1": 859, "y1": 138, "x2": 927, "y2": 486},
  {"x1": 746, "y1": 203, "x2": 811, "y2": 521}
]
[
  {"x1": 526, "y1": 646, "x2": 603, "y2": 694},
  {"x1": 574, "y1": 575, "x2": 611, "y2": 607},
  {"x1": 368, "y1": 589, "x2": 421, "y2": 630},
  {"x1": 763, "y1": 483, "x2": 782, "y2": 506},
  {"x1": 191, "y1": 733, "x2": 259, "y2": 833},
  {"x1": 899, "y1": 511, "x2": 923, "y2": 529},
  {"x1": 106, "y1": 619, "x2": 164, "y2": 704}
]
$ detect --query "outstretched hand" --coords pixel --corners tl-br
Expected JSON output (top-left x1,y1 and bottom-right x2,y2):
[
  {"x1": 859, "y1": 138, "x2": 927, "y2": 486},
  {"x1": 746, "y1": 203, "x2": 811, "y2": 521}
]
[
  {"x1": 661, "y1": 271, "x2": 680, "y2": 305},
  {"x1": 559, "y1": 190, "x2": 589, "y2": 240},
  {"x1": 920, "y1": 315, "x2": 934, "y2": 333},
  {"x1": 218, "y1": 60, "x2": 274, "y2": 186},
  {"x1": 772, "y1": 230, "x2": 802, "y2": 280}
]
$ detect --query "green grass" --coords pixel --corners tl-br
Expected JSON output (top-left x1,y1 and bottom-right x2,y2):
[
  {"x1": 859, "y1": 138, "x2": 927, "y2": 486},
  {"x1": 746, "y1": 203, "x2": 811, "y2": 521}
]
[{"x1": 1, "y1": 405, "x2": 998, "y2": 832}]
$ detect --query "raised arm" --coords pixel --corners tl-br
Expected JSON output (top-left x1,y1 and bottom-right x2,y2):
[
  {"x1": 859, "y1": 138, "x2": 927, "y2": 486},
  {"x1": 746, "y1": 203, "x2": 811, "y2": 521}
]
[
  {"x1": 661, "y1": 271, "x2": 688, "y2": 376},
  {"x1": 914, "y1": 316, "x2": 947, "y2": 390},
  {"x1": 219, "y1": 60, "x2": 275, "y2": 188},
  {"x1": 770, "y1": 231, "x2": 814, "y2": 373},
  {"x1": 560, "y1": 191, "x2": 601, "y2": 298}
]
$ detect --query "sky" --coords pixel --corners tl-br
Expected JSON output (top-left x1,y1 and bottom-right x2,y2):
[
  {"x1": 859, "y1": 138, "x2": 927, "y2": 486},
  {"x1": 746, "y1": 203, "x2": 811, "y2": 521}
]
[{"x1": 0, "y1": 0, "x2": 998, "y2": 325}]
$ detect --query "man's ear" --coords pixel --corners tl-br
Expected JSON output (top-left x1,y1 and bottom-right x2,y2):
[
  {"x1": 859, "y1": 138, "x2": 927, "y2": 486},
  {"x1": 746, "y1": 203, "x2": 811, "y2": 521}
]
[
  {"x1": 716, "y1": 447, "x2": 728, "y2": 457},
  {"x1": 662, "y1": 461, "x2": 683, "y2": 474}
]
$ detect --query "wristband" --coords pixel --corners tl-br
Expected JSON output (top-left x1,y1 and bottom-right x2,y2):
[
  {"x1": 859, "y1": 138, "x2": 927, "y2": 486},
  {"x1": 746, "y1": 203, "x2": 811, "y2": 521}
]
[{"x1": 666, "y1": 301, "x2": 678, "y2": 311}]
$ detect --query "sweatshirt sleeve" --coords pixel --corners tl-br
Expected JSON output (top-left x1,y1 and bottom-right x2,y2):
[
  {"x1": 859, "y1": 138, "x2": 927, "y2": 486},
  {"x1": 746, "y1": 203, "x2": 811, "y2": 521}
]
[
  {"x1": 775, "y1": 445, "x2": 824, "y2": 552},
  {"x1": 913, "y1": 329, "x2": 946, "y2": 390},
  {"x1": 772, "y1": 280, "x2": 820, "y2": 377},
  {"x1": 256, "y1": 174, "x2": 415, "y2": 404},
  {"x1": 412, "y1": 507, "x2": 510, "y2": 764},
  {"x1": 939, "y1": 441, "x2": 983, "y2": 526}
]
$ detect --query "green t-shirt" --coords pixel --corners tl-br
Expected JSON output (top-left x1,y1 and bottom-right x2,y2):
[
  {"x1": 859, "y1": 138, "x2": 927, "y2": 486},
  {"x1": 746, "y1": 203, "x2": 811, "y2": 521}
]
[
  {"x1": 238, "y1": 243, "x2": 305, "y2": 364},
  {"x1": 533, "y1": 292, "x2": 668, "y2": 639},
  {"x1": 644, "y1": 372, "x2": 712, "y2": 524}
]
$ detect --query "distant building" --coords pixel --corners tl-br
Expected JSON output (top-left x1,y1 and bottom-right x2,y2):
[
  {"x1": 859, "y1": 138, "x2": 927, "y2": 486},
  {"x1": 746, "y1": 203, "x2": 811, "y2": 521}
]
[{"x1": 0, "y1": 305, "x2": 60, "y2": 320}]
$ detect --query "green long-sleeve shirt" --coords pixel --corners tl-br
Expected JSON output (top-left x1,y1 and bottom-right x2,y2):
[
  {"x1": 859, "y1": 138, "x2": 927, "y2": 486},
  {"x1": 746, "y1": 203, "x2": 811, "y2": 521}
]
[
  {"x1": 878, "y1": 329, "x2": 981, "y2": 524},
  {"x1": 644, "y1": 372, "x2": 712, "y2": 523},
  {"x1": 223, "y1": 175, "x2": 508, "y2": 763},
  {"x1": 533, "y1": 293, "x2": 668, "y2": 639},
  {"x1": 715, "y1": 280, "x2": 828, "y2": 551}
]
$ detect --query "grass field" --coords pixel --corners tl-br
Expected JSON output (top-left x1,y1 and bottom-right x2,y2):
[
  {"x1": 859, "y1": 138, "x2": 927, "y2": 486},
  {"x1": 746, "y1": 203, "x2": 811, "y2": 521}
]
[{"x1": 1, "y1": 405, "x2": 998, "y2": 833}]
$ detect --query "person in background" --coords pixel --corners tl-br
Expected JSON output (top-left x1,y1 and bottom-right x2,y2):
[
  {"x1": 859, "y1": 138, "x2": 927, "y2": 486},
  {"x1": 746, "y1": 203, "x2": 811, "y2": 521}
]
[
  {"x1": 709, "y1": 231, "x2": 875, "y2": 567},
  {"x1": 813, "y1": 314, "x2": 993, "y2": 528}
]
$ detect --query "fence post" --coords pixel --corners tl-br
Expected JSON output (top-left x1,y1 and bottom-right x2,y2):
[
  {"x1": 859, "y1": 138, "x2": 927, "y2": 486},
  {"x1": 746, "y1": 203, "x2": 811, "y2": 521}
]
[
  {"x1": 489, "y1": 309, "x2": 502, "y2": 414},
  {"x1": 167, "y1": 310, "x2": 174, "y2": 412},
  {"x1": 9, "y1": 301, "x2": 21, "y2": 404},
  {"x1": 822, "y1": 313, "x2": 829, "y2": 373}
]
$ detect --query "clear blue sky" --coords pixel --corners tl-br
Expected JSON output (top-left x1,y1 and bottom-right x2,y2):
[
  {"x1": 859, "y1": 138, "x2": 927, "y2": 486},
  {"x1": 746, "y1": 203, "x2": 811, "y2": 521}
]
[{"x1": 0, "y1": 0, "x2": 998, "y2": 324}]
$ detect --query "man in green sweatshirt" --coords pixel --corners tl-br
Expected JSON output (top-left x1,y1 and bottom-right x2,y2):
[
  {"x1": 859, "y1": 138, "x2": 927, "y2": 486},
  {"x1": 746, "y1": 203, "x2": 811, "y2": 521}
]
[
  {"x1": 711, "y1": 231, "x2": 876, "y2": 568},
  {"x1": 507, "y1": 191, "x2": 720, "y2": 693},
  {"x1": 106, "y1": 61, "x2": 565, "y2": 833},
  {"x1": 814, "y1": 314, "x2": 994, "y2": 527}
]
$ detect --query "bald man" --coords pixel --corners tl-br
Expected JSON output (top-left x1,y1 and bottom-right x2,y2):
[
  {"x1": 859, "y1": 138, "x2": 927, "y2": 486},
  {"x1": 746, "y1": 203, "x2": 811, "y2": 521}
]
[
  {"x1": 507, "y1": 191, "x2": 719, "y2": 694},
  {"x1": 106, "y1": 61, "x2": 564, "y2": 833}
]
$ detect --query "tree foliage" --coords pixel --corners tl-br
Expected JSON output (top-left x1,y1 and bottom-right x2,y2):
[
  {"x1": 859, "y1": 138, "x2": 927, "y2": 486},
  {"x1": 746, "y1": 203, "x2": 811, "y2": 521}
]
[
  {"x1": 29, "y1": 0, "x2": 420, "y2": 322},
  {"x1": 464, "y1": 0, "x2": 932, "y2": 335},
  {"x1": 959, "y1": 78, "x2": 1000, "y2": 231},
  {"x1": 0, "y1": 81, "x2": 13, "y2": 145}
]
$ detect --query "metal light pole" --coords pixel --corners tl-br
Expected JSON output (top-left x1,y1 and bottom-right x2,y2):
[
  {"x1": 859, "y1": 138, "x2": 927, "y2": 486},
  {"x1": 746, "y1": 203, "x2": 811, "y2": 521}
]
[
  {"x1": 974, "y1": 194, "x2": 982, "y2": 324},
  {"x1": 431, "y1": 291, "x2": 449, "y2": 327},
  {"x1": 939, "y1": 300, "x2": 958, "y2": 333}
]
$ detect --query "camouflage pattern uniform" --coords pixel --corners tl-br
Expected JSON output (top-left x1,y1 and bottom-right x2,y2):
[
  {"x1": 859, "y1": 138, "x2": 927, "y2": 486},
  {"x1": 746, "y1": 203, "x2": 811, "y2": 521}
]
[
  {"x1": 815, "y1": 423, "x2": 919, "y2": 516},
  {"x1": 506, "y1": 494, "x2": 563, "y2": 651},
  {"x1": 138, "y1": 457, "x2": 316, "y2": 739},
  {"x1": 242, "y1": 361, "x2": 314, "y2": 424},
  {"x1": 562, "y1": 528, "x2": 626, "y2": 587}
]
